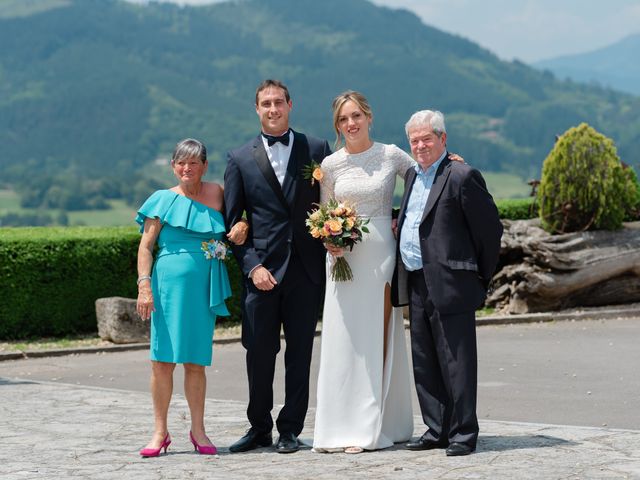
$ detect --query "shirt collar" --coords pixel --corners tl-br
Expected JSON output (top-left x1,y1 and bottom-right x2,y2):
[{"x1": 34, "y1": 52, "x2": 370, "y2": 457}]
[
  {"x1": 261, "y1": 129, "x2": 292, "y2": 149},
  {"x1": 413, "y1": 150, "x2": 447, "y2": 176}
]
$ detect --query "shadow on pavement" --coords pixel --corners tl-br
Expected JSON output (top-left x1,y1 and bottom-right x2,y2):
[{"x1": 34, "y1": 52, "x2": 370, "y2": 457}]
[
  {"x1": 479, "y1": 434, "x2": 575, "y2": 452},
  {"x1": 0, "y1": 376, "x2": 38, "y2": 387}
]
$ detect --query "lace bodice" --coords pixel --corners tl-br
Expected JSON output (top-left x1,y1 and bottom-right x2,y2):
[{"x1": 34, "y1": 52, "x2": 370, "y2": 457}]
[{"x1": 320, "y1": 142, "x2": 414, "y2": 217}]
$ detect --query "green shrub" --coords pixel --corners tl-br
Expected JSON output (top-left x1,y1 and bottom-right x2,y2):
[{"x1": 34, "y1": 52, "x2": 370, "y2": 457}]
[
  {"x1": 537, "y1": 123, "x2": 639, "y2": 233},
  {"x1": 496, "y1": 197, "x2": 538, "y2": 220},
  {"x1": 0, "y1": 227, "x2": 242, "y2": 340},
  {"x1": 622, "y1": 166, "x2": 640, "y2": 222}
]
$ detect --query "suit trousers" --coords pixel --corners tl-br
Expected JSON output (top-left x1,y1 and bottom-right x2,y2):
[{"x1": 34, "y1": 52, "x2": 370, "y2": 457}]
[
  {"x1": 408, "y1": 269, "x2": 479, "y2": 448},
  {"x1": 242, "y1": 253, "x2": 323, "y2": 436}
]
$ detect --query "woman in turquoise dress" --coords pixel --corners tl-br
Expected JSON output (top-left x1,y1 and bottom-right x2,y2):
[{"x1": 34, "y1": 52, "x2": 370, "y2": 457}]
[{"x1": 136, "y1": 138, "x2": 248, "y2": 457}]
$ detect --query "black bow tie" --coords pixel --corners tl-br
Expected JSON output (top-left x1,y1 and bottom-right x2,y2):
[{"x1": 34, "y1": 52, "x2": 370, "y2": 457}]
[{"x1": 263, "y1": 130, "x2": 290, "y2": 146}]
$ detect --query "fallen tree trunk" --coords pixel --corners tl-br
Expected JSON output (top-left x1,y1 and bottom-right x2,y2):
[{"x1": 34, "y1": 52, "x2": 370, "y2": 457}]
[{"x1": 486, "y1": 219, "x2": 640, "y2": 313}]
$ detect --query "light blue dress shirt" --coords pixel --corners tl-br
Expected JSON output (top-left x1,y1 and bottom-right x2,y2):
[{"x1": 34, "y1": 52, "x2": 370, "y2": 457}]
[{"x1": 399, "y1": 151, "x2": 447, "y2": 271}]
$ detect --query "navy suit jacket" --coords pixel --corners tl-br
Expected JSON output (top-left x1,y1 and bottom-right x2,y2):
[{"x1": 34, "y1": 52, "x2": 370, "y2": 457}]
[
  {"x1": 224, "y1": 130, "x2": 331, "y2": 285},
  {"x1": 391, "y1": 155, "x2": 503, "y2": 314}
]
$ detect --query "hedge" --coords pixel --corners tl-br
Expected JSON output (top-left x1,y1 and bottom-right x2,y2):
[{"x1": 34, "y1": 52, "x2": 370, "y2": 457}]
[
  {"x1": 495, "y1": 197, "x2": 538, "y2": 220},
  {"x1": 0, "y1": 226, "x2": 242, "y2": 340},
  {"x1": 493, "y1": 196, "x2": 638, "y2": 222},
  {"x1": 0, "y1": 198, "x2": 576, "y2": 339}
]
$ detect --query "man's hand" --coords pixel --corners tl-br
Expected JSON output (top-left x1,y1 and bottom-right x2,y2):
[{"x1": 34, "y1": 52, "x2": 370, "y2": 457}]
[
  {"x1": 251, "y1": 266, "x2": 278, "y2": 291},
  {"x1": 449, "y1": 153, "x2": 465, "y2": 163},
  {"x1": 391, "y1": 218, "x2": 398, "y2": 239},
  {"x1": 227, "y1": 220, "x2": 249, "y2": 245},
  {"x1": 325, "y1": 244, "x2": 345, "y2": 257}
]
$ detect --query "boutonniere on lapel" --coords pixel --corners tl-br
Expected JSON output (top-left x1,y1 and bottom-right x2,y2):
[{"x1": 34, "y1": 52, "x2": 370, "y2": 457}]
[{"x1": 301, "y1": 160, "x2": 323, "y2": 186}]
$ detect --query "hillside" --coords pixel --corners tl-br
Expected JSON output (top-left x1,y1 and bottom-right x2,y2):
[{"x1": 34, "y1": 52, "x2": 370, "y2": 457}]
[
  {"x1": 535, "y1": 34, "x2": 640, "y2": 96},
  {"x1": 1, "y1": 0, "x2": 639, "y2": 211}
]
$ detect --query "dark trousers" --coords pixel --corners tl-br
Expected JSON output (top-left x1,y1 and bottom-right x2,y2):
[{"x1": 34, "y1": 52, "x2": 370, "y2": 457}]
[
  {"x1": 408, "y1": 270, "x2": 479, "y2": 447},
  {"x1": 242, "y1": 254, "x2": 322, "y2": 436}
]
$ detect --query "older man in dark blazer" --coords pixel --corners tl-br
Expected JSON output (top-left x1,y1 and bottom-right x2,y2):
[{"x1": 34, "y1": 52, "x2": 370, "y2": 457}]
[
  {"x1": 224, "y1": 79, "x2": 331, "y2": 454},
  {"x1": 391, "y1": 109, "x2": 502, "y2": 456}
]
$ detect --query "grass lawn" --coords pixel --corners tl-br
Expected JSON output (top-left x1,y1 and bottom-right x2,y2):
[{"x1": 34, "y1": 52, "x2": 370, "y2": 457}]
[
  {"x1": 0, "y1": 189, "x2": 137, "y2": 226},
  {"x1": 0, "y1": 188, "x2": 22, "y2": 209},
  {"x1": 483, "y1": 172, "x2": 531, "y2": 199},
  {"x1": 66, "y1": 199, "x2": 137, "y2": 226},
  {"x1": 0, "y1": 323, "x2": 242, "y2": 353},
  {"x1": 2, "y1": 169, "x2": 530, "y2": 227},
  {"x1": 393, "y1": 170, "x2": 530, "y2": 204}
]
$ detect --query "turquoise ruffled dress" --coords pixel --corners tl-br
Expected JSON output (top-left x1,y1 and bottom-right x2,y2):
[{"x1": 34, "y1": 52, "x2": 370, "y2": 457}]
[{"x1": 136, "y1": 190, "x2": 232, "y2": 366}]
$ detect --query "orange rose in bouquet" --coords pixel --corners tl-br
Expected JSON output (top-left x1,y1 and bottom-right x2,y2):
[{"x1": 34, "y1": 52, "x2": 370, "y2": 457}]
[{"x1": 305, "y1": 199, "x2": 369, "y2": 281}]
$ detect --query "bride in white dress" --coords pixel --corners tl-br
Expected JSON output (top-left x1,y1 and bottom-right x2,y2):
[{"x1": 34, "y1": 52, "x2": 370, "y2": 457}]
[{"x1": 313, "y1": 91, "x2": 415, "y2": 453}]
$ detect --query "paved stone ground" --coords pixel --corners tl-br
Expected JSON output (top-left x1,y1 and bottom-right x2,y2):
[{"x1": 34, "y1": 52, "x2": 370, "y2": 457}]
[
  {"x1": 2, "y1": 304, "x2": 640, "y2": 479},
  {"x1": 1, "y1": 378, "x2": 639, "y2": 480}
]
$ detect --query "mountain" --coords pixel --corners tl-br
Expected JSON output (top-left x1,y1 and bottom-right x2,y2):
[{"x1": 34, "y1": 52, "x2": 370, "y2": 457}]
[
  {"x1": 1, "y1": 0, "x2": 639, "y2": 209},
  {"x1": 535, "y1": 34, "x2": 640, "y2": 96}
]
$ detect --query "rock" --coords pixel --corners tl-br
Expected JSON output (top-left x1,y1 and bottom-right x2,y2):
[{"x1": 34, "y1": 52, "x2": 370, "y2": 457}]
[{"x1": 96, "y1": 297, "x2": 149, "y2": 344}]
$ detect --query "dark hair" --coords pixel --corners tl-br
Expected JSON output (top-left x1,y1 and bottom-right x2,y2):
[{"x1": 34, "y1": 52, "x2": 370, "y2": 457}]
[
  {"x1": 255, "y1": 79, "x2": 291, "y2": 105},
  {"x1": 171, "y1": 138, "x2": 207, "y2": 164}
]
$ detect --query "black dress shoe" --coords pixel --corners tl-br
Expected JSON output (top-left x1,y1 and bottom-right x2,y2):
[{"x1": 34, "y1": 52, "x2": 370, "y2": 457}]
[
  {"x1": 229, "y1": 429, "x2": 273, "y2": 453},
  {"x1": 445, "y1": 442, "x2": 475, "y2": 456},
  {"x1": 405, "y1": 436, "x2": 448, "y2": 451},
  {"x1": 275, "y1": 432, "x2": 299, "y2": 454}
]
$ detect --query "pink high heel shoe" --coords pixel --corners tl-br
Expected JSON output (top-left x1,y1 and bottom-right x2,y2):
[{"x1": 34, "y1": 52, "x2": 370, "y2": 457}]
[
  {"x1": 190, "y1": 431, "x2": 217, "y2": 455},
  {"x1": 139, "y1": 433, "x2": 171, "y2": 457}
]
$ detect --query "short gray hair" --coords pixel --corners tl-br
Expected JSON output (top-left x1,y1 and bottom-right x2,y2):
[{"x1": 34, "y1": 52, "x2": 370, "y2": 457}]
[
  {"x1": 405, "y1": 110, "x2": 446, "y2": 138},
  {"x1": 171, "y1": 138, "x2": 207, "y2": 164}
]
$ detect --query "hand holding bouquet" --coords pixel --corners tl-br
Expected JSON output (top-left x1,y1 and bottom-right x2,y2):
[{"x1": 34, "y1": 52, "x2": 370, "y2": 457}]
[{"x1": 306, "y1": 199, "x2": 369, "y2": 281}]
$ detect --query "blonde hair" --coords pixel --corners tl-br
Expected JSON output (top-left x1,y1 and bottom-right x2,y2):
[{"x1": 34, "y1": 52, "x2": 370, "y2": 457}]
[{"x1": 331, "y1": 90, "x2": 373, "y2": 149}]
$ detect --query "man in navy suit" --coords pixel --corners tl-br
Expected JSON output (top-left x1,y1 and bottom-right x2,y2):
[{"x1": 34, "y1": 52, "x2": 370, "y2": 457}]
[
  {"x1": 391, "y1": 109, "x2": 502, "y2": 456},
  {"x1": 224, "y1": 79, "x2": 331, "y2": 454}
]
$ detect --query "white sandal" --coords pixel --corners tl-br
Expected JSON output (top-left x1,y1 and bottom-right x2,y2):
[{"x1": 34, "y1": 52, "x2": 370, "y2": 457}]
[
  {"x1": 312, "y1": 447, "x2": 344, "y2": 453},
  {"x1": 344, "y1": 446, "x2": 364, "y2": 454}
]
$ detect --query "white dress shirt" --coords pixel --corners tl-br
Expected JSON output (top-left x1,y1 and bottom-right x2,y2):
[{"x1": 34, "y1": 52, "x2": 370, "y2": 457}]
[
  {"x1": 261, "y1": 130, "x2": 293, "y2": 186},
  {"x1": 250, "y1": 130, "x2": 294, "y2": 279}
]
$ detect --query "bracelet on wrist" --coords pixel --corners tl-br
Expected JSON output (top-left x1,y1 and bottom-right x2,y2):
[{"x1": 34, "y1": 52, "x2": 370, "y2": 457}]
[{"x1": 137, "y1": 275, "x2": 152, "y2": 285}]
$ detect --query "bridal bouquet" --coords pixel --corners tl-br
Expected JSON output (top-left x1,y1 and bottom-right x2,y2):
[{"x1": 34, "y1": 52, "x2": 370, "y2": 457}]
[{"x1": 306, "y1": 199, "x2": 369, "y2": 281}]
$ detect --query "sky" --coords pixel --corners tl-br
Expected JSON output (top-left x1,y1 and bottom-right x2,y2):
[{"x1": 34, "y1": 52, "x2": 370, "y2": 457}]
[{"x1": 126, "y1": 0, "x2": 640, "y2": 63}]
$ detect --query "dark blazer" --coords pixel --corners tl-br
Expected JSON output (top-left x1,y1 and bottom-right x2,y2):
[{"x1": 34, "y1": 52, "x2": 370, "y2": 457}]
[
  {"x1": 224, "y1": 130, "x2": 331, "y2": 285},
  {"x1": 391, "y1": 155, "x2": 503, "y2": 314}
]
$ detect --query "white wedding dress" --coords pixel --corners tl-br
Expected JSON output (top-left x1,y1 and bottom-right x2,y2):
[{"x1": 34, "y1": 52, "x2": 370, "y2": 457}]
[{"x1": 313, "y1": 142, "x2": 415, "y2": 451}]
